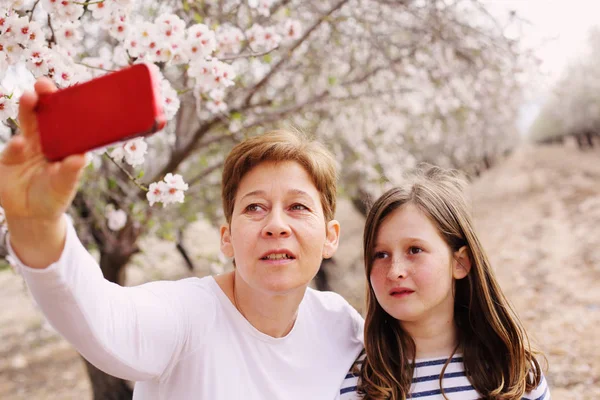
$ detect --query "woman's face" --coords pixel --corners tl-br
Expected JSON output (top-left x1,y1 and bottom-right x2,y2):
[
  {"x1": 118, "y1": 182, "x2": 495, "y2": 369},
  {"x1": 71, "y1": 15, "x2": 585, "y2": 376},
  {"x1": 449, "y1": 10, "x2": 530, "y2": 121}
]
[
  {"x1": 369, "y1": 203, "x2": 470, "y2": 326},
  {"x1": 220, "y1": 161, "x2": 339, "y2": 296}
]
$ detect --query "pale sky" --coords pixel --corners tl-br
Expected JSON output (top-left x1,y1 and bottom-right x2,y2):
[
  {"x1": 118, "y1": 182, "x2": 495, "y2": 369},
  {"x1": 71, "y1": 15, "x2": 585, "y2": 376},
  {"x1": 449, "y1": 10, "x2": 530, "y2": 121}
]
[
  {"x1": 488, "y1": 0, "x2": 599, "y2": 84},
  {"x1": 484, "y1": 0, "x2": 600, "y2": 132}
]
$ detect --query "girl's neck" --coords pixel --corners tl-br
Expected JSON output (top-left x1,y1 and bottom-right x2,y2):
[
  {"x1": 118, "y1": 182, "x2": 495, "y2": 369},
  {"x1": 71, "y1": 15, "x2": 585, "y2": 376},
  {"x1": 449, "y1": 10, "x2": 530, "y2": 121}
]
[
  {"x1": 401, "y1": 312, "x2": 459, "y2": 360},
  {"x1": 216, "y1": 271, "x2": 305, "y2": 338}
]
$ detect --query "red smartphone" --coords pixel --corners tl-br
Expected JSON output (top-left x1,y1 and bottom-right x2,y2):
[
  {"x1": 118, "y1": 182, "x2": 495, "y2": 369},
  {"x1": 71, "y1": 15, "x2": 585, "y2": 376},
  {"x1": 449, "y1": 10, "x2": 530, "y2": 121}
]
[{"x1": 35, "y1": 63, "x2": 166, "y2": 161}]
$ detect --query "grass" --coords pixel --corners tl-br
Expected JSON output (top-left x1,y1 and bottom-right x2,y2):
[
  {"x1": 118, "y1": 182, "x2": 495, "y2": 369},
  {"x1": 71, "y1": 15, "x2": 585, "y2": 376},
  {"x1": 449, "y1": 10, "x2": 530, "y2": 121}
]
[{"x1": 0, "y1": 260, "x2": 11, "y2": 272}]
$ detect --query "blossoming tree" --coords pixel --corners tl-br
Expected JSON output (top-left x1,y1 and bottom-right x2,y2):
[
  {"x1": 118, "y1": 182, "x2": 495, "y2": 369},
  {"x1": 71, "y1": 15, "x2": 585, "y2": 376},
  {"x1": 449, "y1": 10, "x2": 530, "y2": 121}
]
[
  {"x1": 529, "y1": 27, "x2": 600, "y2": 148},
  {"x1": 0, "y1": 0, "x2": 526, "y2": 396}
]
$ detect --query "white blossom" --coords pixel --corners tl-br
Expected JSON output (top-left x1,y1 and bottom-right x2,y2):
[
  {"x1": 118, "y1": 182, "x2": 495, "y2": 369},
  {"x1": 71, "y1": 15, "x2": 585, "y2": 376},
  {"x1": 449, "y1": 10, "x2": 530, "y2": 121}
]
[
  {"x1": 164, "y1": 173, "x2": 189, "y2": 191},
  {"x1": 105, "y1": 205, "x2": 128, "y2": 231},
  {"x1": 246, "y1": 24, "x2": 280, "y2": 51},
  {"x1": 216, "y1": 25, "x2": 243, "y2": 55},
  {"x1": 248, "y1": 0, "x2": 274, "y2": 17},
  {"x1": 160, "y1": 79, "x2": 180, "y2": 120},
  {"x1": 206, "y1": 88, "x2": 228, "y2": 114},
  {"x1": 0, "y1": 86, "x2": 18, "y2": 121},
  {"x1": 146, "y1": 181, "x2": 167, "y2": 207},
  {"x1": 89, "y1": 0, "x2": 116, "y2": 21},
  {"x1": 186, "y1": 23, "x2": 217, "y2": 60},
  {"x1": 56, "y1": 21, "x2": 82, "y2": 50},
  {"x1": 108, "y1": 13, "x2": 129, "y2": 41},
  {"x1": 146, "y1": 174, "x2": 189, "y2": 207},
  {"x1": 123, "y1": 138, "x2": 148, "y2": 167},
  {"x1": 281, "y1": 19, "x2": 302, "y2": 41}
]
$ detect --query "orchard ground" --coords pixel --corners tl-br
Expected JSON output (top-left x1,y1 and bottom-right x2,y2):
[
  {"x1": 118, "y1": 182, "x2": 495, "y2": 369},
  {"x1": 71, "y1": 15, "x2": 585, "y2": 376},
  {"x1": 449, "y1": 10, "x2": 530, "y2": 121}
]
[{"x1": 0, "y1": 143, "x2": 598, "y2": 399}]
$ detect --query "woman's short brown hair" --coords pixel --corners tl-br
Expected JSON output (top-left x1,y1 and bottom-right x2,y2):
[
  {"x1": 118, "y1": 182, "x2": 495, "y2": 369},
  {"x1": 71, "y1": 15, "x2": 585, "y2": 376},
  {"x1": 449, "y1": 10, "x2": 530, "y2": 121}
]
[{"x1": 221, "y1": 129, "x2": 338, "y2": 224}]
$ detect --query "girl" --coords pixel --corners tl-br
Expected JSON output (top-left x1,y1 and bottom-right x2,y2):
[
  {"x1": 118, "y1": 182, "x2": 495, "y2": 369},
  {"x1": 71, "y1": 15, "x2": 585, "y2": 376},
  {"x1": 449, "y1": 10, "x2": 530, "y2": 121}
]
[{"x1": 340, "y1": 165, "x2": 549, "y2": 399}]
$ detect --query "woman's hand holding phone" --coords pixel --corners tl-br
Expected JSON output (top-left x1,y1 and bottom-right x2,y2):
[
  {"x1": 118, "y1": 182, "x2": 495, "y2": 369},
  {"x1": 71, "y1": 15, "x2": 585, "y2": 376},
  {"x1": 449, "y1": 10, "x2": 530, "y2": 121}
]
[
  {"x1": 0, "y1": 78, "x2": 87, "y2": 269},
  {"x1": 0, "y1": 64, "x2": 164, "y2": 268}
]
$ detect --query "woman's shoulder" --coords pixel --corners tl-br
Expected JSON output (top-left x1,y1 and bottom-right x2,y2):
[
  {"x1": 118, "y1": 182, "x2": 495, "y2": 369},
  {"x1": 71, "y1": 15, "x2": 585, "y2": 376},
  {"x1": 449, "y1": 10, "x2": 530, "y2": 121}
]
[
  {"x1": 304, "y1": 289, "x2": 365, "y2": 330},
  {"x1": 304, "y1": 288, "x2": 359, "y2": 315},
  {"x1": 137, "y1": 275, "x2": 220, "y2": 313},
  {"x1": 141, "y1": 275, "x2": 217, "y2": 295}
]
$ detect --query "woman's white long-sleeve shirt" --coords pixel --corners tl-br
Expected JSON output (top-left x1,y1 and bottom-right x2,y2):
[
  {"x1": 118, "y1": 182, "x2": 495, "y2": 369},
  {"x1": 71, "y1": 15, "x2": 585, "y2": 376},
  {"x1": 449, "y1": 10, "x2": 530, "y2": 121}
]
[{"x1": 8, "y1": 219, "x2": 364, "y2": 399}]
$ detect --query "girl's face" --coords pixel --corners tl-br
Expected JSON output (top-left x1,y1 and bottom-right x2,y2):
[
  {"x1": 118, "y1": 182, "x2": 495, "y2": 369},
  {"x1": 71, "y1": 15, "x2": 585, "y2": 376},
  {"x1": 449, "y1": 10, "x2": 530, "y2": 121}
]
[{"x1": 369, "y1": 203, "x2": 470, "y2": 326}]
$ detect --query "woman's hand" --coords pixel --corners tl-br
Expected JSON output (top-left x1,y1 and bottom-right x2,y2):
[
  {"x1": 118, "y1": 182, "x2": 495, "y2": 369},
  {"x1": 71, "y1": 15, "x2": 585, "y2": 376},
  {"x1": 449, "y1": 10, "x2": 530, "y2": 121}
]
[{"x1": 0, "y1": 78, "x2": 86, "y2": 268}]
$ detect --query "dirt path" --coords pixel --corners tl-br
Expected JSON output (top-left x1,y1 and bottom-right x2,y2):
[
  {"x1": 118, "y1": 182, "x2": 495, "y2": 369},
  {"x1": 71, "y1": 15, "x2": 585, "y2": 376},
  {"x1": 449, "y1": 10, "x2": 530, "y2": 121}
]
[
  {"x1": 469, "y1": 145, "x2": 600, "y2": 398},
  {"x1": 0, "y1": 144, "x2": 598, "y2": 399}
]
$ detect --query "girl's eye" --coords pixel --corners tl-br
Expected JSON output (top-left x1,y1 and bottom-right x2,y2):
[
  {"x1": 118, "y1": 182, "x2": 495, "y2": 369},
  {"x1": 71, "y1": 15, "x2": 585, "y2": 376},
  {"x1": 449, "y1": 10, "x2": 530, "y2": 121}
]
[
  {"x1": 408, "y1": 246, "x2": 422, "y2": 255},
  {"x1": 373, "y1": 251, "x2": 388, "y2": 260},
  {"x1": 290, "y1": 203, "x2": 309, "y2": 211}
]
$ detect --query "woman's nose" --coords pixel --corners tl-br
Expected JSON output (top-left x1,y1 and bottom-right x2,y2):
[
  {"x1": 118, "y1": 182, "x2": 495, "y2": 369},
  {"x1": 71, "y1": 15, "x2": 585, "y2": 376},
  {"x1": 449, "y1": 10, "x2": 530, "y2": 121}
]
[{"x1": 261, "y1": 209, "x2": 291, "y2": 237}]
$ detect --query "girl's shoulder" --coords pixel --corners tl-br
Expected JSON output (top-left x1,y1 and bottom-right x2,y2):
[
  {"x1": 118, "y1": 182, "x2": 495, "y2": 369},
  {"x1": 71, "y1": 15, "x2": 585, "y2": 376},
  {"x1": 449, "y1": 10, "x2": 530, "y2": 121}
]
[
  {"x1": 338, "y1": 350, "x2": 365, "y2": 399},
  {"x1": 522, "y1": 373, "x2": 551, "y2": 400},
  {"x1": 339, "y1": 351, "x2": 551, "y2": 400}
]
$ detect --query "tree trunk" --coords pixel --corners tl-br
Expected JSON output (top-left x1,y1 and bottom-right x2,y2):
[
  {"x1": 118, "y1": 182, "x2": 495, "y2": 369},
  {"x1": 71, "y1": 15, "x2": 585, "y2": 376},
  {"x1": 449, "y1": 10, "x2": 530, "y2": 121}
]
[
  {"x1": 83, "y1": 222, "x2": 141, "y2": 400},
  {"x1": 83, "y1": 359, "x2": 133, "y2": 400},
  {"x1": 350, "y1": 187, "x2": 373, "y2": 218},
  {"x1": 314, "y1": 258, "x2": 334, "y2": 291}
]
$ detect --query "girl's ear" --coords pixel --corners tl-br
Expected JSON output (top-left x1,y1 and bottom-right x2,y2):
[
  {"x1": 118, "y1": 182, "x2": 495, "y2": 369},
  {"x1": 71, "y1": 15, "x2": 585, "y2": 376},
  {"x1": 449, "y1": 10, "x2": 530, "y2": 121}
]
[
  {"x1": 452, "y1": 246, "x2": 471, "y2": 279},
  {"x1": 220, "y1": 224, "x2": 234, "y2": 258}
]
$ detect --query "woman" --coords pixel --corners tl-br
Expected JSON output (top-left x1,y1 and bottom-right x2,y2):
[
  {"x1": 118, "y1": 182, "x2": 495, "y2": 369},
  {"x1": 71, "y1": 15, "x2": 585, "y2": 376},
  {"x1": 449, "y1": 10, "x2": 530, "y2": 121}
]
[
  {"x1": 1, "y1": 78, "x2": 364, "y2": 399},
  {"x1": 340, "y1": 165, "x2": 549, "y2": 399}
]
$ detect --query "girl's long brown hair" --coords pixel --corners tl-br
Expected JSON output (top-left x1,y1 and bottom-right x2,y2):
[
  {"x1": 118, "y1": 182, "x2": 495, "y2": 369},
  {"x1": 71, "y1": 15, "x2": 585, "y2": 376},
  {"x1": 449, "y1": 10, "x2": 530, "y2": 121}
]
[{"x1": 359, "y1": 165, "x2": 543, "y2": 399}]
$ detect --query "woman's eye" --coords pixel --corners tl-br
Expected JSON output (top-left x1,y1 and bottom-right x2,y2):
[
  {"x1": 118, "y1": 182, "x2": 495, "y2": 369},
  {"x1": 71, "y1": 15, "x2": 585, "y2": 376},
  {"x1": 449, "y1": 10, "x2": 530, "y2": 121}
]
[
  {"x1": 373, "y1": 251, "x2": 388, "y2": 260},
  {"x1": 408, "y1": 246, "x2": 422, "y2": 255},
  {"x1": 245, "y1": 204, "x2": 263, "y2": 212}
]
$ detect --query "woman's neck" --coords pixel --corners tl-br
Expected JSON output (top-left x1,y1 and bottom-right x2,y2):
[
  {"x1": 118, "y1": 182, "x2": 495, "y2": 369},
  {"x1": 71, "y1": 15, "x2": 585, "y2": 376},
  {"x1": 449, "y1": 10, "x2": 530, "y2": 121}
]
[
  {"x1": 401, "y1": 311, "x2": 459, "y2": 360},
  {"x1": 216, "y1": 271, "x2": 305, "y2": 338}
]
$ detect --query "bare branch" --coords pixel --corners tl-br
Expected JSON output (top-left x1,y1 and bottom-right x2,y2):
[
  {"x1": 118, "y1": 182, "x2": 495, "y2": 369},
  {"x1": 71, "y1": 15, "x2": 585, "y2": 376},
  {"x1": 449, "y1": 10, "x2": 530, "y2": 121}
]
[
  {"x1": 29, "y1": 0, "x2": 41, "y2": 22},
  {"x1": 187, "y1": 160, "x2": 225, "y2": 187},
  {"x1": 103, "y1": 152, "x2": 149, "y2": 192},
  {"x1": 147, "y1": 118, "x2": 221, "y2": 186},
  {"x1": 219, "y1": 47, "x2": 279, "y2": 61},
  {"x1": 47, "y1": 14, "x2": 56, "y2": 46}
]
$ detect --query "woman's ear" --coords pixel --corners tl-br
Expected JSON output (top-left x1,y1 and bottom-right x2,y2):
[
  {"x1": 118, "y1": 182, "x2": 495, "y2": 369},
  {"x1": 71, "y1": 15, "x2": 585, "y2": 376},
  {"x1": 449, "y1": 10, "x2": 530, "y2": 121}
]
[
  {"x1": 322, "y1": 219, "x2": 340, "y2": 259},
  {"x1": 452, "y1": 246, "x2": 472, "y2": 279},
  {"x1": 220, "y1": 224, "x2": 234, "y2": 258}
]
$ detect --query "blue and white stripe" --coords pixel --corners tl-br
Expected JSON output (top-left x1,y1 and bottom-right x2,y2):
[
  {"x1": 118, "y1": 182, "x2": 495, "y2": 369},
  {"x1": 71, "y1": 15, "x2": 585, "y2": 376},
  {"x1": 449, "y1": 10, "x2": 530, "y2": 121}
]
[{"x1": 339, "y1": 354, "x2": 550, "y2": 400}]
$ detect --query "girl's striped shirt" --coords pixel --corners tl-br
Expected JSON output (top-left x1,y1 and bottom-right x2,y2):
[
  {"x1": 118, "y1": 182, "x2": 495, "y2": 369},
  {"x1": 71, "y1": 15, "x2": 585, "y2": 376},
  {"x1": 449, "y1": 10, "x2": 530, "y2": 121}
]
[{"x1": 339, "y1": 353, "x2": 550, "y2": 400}]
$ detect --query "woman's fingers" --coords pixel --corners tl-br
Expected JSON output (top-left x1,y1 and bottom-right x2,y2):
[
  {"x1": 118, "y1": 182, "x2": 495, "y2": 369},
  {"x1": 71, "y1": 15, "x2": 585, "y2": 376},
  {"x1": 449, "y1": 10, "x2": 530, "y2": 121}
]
[
  {"x1": 18, "y1": 77, "x2": 58, "y2": 143},
  {"x1": 17, "y1": 91, "x2": 39, "y2": 141},
  {"x1": 34, "y1": 77, "x2": 58, "y2": 95},
  {"x1": 0, "y1": 136, "x2": 27, "y2": 166},
  {"x1": 48, "y1": 153, "x2": 87, "y2": 197}
]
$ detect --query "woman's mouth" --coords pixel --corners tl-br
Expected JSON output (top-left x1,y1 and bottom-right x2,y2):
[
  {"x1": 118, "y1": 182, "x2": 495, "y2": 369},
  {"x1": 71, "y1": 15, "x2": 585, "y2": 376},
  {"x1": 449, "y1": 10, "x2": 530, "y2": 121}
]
[{"x1": 259, "y1": 250, "x2": 296, "y2": 263}]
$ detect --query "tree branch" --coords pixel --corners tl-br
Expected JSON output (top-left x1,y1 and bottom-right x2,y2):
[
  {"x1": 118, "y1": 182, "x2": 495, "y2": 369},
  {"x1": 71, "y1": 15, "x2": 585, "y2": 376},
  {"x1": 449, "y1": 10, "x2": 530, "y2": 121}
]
[
  {"x1": 187, "y1": 160, "x2": 225, "y2": 187},
  {"x1": 29, "y1": 0, "x2": 41, "y2": 22},
  {"x1": 219, "y1": 47, "x2": 279, "y2": 61},
  {"x1": 147, "y1": 118, "x2": 221, "y2": 187},
  {"x1": 103, "y1": 152, "x2": 149, "y2": 192},
  {"x1": 242, "y1": 0, "x2": 351, "y2": 108}
]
